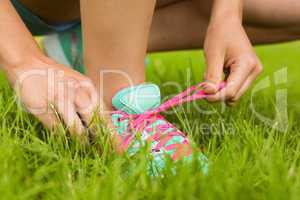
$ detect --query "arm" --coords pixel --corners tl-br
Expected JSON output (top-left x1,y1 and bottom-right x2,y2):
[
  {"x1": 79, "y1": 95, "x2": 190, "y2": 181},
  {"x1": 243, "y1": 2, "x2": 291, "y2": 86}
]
[
  {"x1": 203, "y1": 0, "x2": 263, "y2": 104},
  {"x1": 0, "y1": 0, "x2": 103, "y2": 138},
  {"x1": 210, "y1": 0, "x2": 243, "y2": 23},
  {"x1": 0, "y1": 0, "x2": 43, "y2": 76}
]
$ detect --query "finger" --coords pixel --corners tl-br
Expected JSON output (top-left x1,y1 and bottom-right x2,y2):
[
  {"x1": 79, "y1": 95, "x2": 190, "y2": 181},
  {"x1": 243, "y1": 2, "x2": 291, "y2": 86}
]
[
  {"x1": 227, "y1": 65, "x2": 263, "y2": 105},
  {"x1": 75, "y1": 85, "x2": 113, "y2": 143},
  {"x1": 74, "y1": 84, "x2": 98, "y2": 126},
  {"x1": 75, "y1": 91, "x2": 98, "y2": 143},
  {"x1": 56, "y1": 98, "x2": 85, "y2": 136},
  {"x1": 225, "y1": 75, "x2": 254, "y2": 107},
  {"x1": 28, "y1": 102, "x2": 61, "y2": 130},
  {"x1": 203, "y1": 50, "x2": 225, "y2": 94},
  {"x1": 206, "y1": 87, "x2": 226, "y2": 103},
  {"x1": 35, "y1": 112, "x2": 60, "y2": 130},
  {"x1": 225, "y1": 59, "x2": 255, "y2": 99},
  {"x1": 206, "y1": 59, "x2": 254, "y2": 102}
]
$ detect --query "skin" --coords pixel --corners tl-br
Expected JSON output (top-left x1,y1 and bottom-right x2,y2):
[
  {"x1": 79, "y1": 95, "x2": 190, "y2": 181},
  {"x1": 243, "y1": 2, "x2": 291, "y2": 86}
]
[
  {"x1": 150, "y1": 0, "x2": 300, "y2": 50},
  {"x1": 1, "y1": 0, "x2": 300, "y2": 136},
  {"x1": 202, "y1": 0, "x2": 261, "y2": 105},
  {"x1": 80, "y1": 0, "x2": 156, "y2": 106},
  {"x1": 150, "y1": 0, "x2": 300, "y2": 104},
  {"x1": 0, "y1": 0, "x2": 104, "y2": 137}
]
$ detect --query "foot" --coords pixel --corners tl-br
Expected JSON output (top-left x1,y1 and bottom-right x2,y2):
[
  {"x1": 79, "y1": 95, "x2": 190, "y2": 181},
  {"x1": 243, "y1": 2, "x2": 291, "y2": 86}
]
[
  {"x1": 111, "y1": 83, "x2": 209, "y2": 176},
  {"x1": 43, "y1": 26, "x2": 209, "y2": 175}
]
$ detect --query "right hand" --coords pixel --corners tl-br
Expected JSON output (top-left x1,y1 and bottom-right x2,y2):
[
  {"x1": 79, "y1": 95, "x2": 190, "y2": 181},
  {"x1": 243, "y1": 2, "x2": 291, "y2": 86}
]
[
  {"x1": 203, "y1": 21, "x2": 263, "y2": 105},
  {"x1": 6, "y1": 56, "x2": 107, "y2": 138}
]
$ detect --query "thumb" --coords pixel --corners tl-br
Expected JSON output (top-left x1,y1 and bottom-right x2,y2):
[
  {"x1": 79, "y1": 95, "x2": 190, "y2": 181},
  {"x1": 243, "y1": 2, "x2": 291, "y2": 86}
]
[{"x1": 203, "y1": 52, "x2": 225, "y2": 94}]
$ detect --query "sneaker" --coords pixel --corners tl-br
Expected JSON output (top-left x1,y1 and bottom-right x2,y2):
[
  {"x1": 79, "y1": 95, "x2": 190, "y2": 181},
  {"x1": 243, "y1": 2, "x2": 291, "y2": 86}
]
[
  {"x1": 111, "y1": 83, "x2": 209, "y2": 176},
  {"x1": 43, "y1": 26, "x2": 209, "y2": 175}
]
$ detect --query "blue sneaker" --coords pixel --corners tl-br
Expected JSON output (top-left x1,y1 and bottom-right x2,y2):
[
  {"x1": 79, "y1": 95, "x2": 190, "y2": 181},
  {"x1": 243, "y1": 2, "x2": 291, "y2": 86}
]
[
  {"x1": 44, "y1": 26, "x2": 209, "y2": 176},
  {"x1": 110, "y1": 83, "x2": 209, "y2": 176}
]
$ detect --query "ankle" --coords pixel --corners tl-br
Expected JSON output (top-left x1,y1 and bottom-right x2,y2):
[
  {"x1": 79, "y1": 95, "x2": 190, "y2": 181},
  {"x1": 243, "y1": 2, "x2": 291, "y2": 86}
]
[{"x1": 86, "y1": 71, "x2": 146, "y2": 110}]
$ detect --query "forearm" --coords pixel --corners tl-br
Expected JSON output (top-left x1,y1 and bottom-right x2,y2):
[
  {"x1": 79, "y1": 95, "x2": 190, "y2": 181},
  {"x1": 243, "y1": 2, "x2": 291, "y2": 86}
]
[
  {"x1": 210, "y1": 0, "x2": 243, "y2": 24},
  {"x1": 0, "y1": 0, "x2": 44, "y2": 71}
]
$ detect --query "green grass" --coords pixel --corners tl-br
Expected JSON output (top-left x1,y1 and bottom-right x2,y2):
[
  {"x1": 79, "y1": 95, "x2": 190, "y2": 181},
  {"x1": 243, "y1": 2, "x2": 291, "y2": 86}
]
[{"x1": 1, "y1": 41, "x2": 300, "y2": 200}]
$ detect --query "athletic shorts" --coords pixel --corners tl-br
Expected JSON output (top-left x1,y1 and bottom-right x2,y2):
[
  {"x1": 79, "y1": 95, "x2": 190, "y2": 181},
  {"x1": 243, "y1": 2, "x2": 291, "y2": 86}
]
[{"x1": 11, "y1": 0, "x2": 80, "y2": 36}]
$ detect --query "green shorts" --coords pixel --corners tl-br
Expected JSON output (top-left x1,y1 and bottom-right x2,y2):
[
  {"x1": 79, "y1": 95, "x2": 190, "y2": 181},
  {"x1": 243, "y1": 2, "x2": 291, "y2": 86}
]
[{"x1": 11, "y1": 0, "x2": 80, "y2": 36}]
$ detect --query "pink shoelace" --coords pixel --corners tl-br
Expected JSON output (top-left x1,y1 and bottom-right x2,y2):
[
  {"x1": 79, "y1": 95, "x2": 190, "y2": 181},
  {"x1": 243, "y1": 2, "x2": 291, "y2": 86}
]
[{"x1": 112, "y1": 82, "x2": 226, "y2": 160}]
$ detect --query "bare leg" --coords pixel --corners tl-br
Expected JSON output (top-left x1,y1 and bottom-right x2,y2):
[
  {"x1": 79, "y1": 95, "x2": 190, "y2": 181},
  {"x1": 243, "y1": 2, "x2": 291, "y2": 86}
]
[
  {"x1": 20, "y1": 0, "x2": 156, "y2": 108},
  {"x1": 149, "y1": 0, "x2": 300, "y2": 51},
  {"x1": 18, "y1": 0, "x2": 300, "y2": 51},
  {"x1": 18, "y1": 0, "x2": 172, "y2": 24},
  {"x1": 80, "y1": 0, "x2": 156, "y2": 107}
]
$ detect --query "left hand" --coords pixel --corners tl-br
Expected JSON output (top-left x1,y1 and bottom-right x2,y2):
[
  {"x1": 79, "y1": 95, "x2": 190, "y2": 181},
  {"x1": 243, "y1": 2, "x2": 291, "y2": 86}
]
[{"x1": 203, "y1": 20, "x2": 263, "y2": 105}]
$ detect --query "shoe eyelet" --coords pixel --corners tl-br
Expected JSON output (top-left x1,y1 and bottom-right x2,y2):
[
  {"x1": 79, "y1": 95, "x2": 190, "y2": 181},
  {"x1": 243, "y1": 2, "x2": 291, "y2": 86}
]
[{"x1": 152, "y1": 149, "x2": 160, "y2": 153}]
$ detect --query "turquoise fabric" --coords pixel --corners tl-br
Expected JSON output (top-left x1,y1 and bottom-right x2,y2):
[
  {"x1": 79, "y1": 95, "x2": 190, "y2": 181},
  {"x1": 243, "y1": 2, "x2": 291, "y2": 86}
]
[
  {"x1": 57, "y1": 26, "x2": 85, "y2": 73},
  {"x1": 111, "y1": 84, "x2": 209, "y2": 176},
  {"x1": 112, "y1": 84, "x2": 161, "y2": 114}
]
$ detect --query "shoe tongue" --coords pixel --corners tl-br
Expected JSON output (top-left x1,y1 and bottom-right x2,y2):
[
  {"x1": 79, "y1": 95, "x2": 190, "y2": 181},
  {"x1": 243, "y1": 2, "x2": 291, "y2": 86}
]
[{"x1": 112, "y1": 84, "x2": 161, "y2": 114}]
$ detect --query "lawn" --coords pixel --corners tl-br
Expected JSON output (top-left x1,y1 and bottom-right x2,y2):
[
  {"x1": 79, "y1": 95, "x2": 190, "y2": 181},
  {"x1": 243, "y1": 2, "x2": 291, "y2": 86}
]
[{"x1": 1, "y1": 41, "x2": 300, "y2": 200}]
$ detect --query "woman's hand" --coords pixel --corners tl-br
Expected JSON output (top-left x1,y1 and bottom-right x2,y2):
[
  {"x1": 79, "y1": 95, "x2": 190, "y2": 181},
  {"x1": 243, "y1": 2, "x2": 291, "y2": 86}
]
[
  {"x1": 6, "y1": 56, "x2": 105, "y2": 137},
  {"x1": 0, "y1": 0, "x2": 109, "y2": 139},
  {"x1": 202, "y1": 0, "x2": 263, "y2": 105}
]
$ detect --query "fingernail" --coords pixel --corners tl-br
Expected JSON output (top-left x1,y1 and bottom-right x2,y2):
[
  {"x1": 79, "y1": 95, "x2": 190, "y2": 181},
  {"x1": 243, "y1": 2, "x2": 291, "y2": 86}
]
[{"x1": 203, "y1": 83, "x2": 217, "y2": 93}]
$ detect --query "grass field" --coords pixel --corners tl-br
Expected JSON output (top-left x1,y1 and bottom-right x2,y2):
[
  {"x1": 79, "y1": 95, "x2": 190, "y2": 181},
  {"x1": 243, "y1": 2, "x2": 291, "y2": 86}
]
[{"x1": 1, "y1": 41, "x2": 300, "y2": 200}]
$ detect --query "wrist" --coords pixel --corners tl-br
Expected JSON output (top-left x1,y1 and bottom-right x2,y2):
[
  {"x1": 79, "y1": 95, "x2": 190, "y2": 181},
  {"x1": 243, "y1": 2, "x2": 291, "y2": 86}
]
[
  {"x1": 1, "y1": 50, "x2": 48, "y2": 72},
  {"x1": 208, "y1": 16, "x2": 242, "y2": 31},
  {"x1": 210, "y1": 0, "x2": 243, "y2": 25},
  {"x1": 1, "y1": 53, "x2": 54, "y2": 85}
]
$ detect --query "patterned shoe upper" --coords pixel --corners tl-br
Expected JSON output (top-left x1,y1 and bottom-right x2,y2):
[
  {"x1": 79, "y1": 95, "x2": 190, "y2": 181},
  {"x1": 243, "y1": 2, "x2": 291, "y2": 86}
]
[{"x1": 110, "y1": 83, "x2": 217, "y2": 175}]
